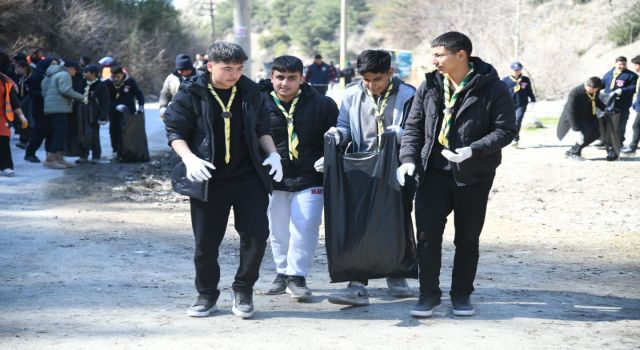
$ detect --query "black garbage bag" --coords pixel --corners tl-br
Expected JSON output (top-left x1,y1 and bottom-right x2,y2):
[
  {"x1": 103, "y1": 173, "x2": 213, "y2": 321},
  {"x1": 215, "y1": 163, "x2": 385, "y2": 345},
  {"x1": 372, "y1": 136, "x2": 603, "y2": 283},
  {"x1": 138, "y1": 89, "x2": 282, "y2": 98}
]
[
  {"x1": 597, "y1": 91, "x2": 622, "y2": 155},
  {"x1": 64, "y1": 106, "x2": 83, "y2": 157},
  {"x1": 323, "y1": 132, "x2": 418, "y2": 283},
  {"x1": 119, "y1": 110, "x2": 150, "y2": 162},
  {"x1": 76, "y1": 104, "x2": 95, "y2": 150}
]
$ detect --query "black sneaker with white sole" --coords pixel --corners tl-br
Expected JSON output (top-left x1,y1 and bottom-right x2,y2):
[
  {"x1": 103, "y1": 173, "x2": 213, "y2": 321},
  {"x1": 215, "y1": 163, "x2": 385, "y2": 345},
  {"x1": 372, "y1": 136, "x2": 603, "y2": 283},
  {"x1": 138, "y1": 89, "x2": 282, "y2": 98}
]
[
  {"x1": 410, "y1": 293, "x2": 441, "y2": 317},
  {"x1": 451, "y1": 295, "x2": 475, "y2": 316},
  {"x1": 266, "y1": 273, "x2": 287, "y2": 295},
  {"x1": 286, "y1": 276, "x2": 312, "y2": 300},
  {"x1": 232, "y1": 289, "x2": 254, "y2": 319},
  {"x1": 186, "y1": 294, "x2": 217, "y2": 317}
]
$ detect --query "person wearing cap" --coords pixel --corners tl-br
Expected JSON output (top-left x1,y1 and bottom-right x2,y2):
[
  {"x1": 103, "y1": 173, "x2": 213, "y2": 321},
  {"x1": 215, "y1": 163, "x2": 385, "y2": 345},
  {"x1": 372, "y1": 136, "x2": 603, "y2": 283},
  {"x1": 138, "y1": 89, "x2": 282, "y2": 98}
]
[
  {"x1": 501, "y1": 61, "x2": 535, "y2": 148},
  {"x1": 159, "y1": 54, "x2": 199, "y2": 120},
  {"x1": 304, "y1": 54, "x2": 334, "y2": 96},
  {"x1": 104, "y1": 65, "x2": 145, "y2": 160},
  {"x1": 602, "y1": 56, "x2": 638, "y2": 144},
  {"x1": 621, "y1": 55, "x2": 640, "y2": 155},
  {"x1": 76, "y1": 64, "x2": 110, "y2": 164},
  {"x1": 41, "y1": 60, "x2": 85, "y2": 169}
]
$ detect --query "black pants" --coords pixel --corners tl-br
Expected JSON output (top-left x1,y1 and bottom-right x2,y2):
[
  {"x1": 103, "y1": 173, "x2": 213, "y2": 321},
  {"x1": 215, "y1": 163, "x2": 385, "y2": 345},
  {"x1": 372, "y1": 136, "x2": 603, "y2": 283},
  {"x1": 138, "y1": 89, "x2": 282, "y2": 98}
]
[
  {"x1": 47, "y1": 113, "x2": 69, "y2": 153},
  {"x1": 25, "y1": 114, "x2": 52, "y2": 156},
  {"x1": 415, "y1": 169, "x2": 493, "y2": 298},
  {"x1": 0, "y1": 136, "x2": 13, "y2": 170},
  {"x1": 514, "y1": 105, "x2": 527, "y2": 142},
  {"x1": 80, "y1": 121, "x2": 101, "y2": 159},
  {"x1": 109, "y1": 111, "x2": 124, "y2": 154},
  {"x1": 189, "y1": 173, "x2": 270, "y2": 301}
]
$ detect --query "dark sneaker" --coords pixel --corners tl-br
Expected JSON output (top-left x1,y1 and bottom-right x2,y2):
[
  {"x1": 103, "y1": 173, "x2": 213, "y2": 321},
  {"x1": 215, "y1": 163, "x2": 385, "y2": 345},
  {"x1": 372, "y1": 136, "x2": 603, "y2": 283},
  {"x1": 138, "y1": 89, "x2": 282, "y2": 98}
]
[
  {"x1": 606, "y1": 150, "x2": 619, "y2": 161},
  {"x1": 621, "y1": 146, "x2": 636, "y2": 154},
  {"x1": 75, "y1": 157, "x2": 89, "y2": 164},
  {"x1": 266, "y1": 273, "x2": 287, "y2": 295},
  {"x1": 24, "y1": 155, "x2": 41, "y2": 163},
  {"x1": 327, "y1": 282, "x2": 369, "y2": 306},
  {"x1": 451, "y1": 295, "x2": 475, "y2": 316},
  {"x1": 410, "y1": 293, "x2": 441, "y2": 317},
  {"x1": 232, "y1": 289, "x2": 254, "y2": 318},
  {"x1": 564, "y1": 151, "x2": 584, "y2": 161},
  {"x1": 186, "y1": 295, "x2": 217, "y2": 317},
  {"x1": 286, "y1": 276, "x2": 312, "y2": 300},
  {"x1": 386, "y1": 277, "x2": 414, "y2": 298}
]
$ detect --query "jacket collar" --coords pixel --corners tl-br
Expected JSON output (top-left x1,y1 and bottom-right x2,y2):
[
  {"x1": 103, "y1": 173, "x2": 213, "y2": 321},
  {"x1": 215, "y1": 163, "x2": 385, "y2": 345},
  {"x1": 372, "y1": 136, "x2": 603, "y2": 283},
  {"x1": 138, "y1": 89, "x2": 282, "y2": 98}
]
[
  {"x1": 184, "y1": 74, "x2": 259, "y2": 100},
  {"x1": 425, "y1": 56, "x2": 499, "y2": 93}
]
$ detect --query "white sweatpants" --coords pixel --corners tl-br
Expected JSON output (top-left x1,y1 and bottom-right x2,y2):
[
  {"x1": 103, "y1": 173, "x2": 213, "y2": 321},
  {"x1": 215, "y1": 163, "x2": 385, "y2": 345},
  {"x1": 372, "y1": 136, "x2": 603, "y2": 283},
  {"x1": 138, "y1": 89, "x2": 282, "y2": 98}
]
[{"x1": 268, "y1": 187, "x2": 324, "y2": 277}]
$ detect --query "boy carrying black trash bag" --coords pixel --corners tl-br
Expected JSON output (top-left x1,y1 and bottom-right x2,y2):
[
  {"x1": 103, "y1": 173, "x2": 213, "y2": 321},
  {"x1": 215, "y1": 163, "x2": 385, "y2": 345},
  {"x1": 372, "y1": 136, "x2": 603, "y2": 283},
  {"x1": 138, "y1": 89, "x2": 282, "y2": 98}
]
[
  {"x1": 76, "y1": 64, "x2": 110, "y2": 164},
  {"x1": 323, "y1": 49, "x2": 417, "y2": 306}
]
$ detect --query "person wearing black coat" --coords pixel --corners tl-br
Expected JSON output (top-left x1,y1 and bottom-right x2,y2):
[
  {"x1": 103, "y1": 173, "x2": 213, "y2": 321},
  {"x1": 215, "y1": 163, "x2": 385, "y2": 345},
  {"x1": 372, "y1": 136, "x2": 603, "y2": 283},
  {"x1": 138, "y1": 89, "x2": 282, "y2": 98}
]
[
  {"x1": 163, "y1": 42, "x2": 283, "y2": 319},
  {"x1": 501, "y1": 61, "x2": 536, "y2": 147},
  {"x1": 601, "y1": 56, "x2": 638, "y2": 143},
  {"x1": 258, "y1": 55, "x2": 338, "y2": 300},
  {"x1": 103, "y1": 65, "x2": 144, "y2": 159},
  {"x1": 397, "y1": 32, "x2": 516, "y2": 318},
  {"x1": 76, "y1": 64, "x2": 111, "y2": 163},
  {"x1": 24, "y1": 57, "x2": 58, "y2": 163},
  {"x1": 557, "y1": 77, "x2": 605, "y2": 159}
]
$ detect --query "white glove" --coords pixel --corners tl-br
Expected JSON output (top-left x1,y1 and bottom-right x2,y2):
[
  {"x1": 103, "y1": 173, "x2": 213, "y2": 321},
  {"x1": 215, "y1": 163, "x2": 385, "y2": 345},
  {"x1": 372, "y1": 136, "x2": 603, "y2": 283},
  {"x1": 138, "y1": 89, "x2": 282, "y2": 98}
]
[
  {"x1": 386, "y1": 125, "x2": 404, "y2": 144},
  {"x1": 614, "y1": 88, "x2": 622, "y2": 95},
  {"x1": 441, "y1": 147, "x2": 473, "y2": 163},
  {"x1": 314, "y1": 157, "x2": 324, "y2": 173},
  {"x1": 262, "y1": 152, "x2": 283, "y2": 182},
  {"x1": 159, "y1": 107, "x2": 166, "y2": 119},
  {"x1": 528, "y1": 102, "x2": 535, "y2": 110},
  {"x1": 568, "y1": 129, "x2": 584, "y2": 145},
  {"x1": 182, "y1": 153, "x2": 215, "y2": 182},
  {"x1": 396, "y1": 163, "x2": 415, "y2": 186},
  {"x1": 325, "y1": 127, "x2": 341, "y2": 144}
]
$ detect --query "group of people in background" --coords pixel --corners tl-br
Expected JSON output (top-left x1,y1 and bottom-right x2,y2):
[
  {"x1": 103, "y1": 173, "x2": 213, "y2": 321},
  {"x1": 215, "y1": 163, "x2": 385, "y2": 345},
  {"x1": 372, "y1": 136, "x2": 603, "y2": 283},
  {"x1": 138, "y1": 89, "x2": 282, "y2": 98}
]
[{"x1": 0, "y1": 49, "x2": 146, "y2": 176}]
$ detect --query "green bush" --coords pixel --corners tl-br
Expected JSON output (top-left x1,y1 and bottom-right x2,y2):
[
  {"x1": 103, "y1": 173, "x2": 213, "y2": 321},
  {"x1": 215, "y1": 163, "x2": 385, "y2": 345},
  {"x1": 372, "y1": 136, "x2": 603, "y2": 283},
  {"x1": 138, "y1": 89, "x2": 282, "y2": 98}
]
[{"x1": 608, "y1": 2, "x2": 640, "y2": 46}]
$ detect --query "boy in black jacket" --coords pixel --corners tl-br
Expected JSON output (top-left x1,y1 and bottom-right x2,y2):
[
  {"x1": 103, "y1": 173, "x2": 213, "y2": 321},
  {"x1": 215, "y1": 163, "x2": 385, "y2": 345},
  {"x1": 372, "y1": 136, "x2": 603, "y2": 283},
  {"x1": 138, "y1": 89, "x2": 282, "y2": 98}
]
[
  {"x1": 77, "y1": 64, "x2": 110, "y2": 163},
  {"x1": 260, "y1": 55, "x2": 338, "y2": 300},
  {"x1": 501, "y1": 61, "x2": 536, "y2": 147},
  {"x1": 397, "y1": 32, "x2": 515, "y2": 317},
  {"x1": 104, "y1": 65, "x2": 144, "y2": 160},
  {"x1": 164, "y1": 42, "x2": 283, "y2": 319}
]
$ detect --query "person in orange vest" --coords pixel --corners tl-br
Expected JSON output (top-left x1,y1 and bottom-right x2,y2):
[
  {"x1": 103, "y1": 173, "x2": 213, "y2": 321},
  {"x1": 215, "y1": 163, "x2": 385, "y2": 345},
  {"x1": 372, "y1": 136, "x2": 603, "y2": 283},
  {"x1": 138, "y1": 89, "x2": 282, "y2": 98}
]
[{"x1": 0, "y1": 70, "x2": 29, "y2": 176}]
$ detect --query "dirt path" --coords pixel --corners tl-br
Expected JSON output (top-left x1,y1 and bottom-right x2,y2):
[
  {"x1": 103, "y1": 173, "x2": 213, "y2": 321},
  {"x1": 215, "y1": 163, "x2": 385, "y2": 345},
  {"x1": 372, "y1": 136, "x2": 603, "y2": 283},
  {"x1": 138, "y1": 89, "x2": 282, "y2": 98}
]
[{"x1": 1, "y1": 103, "x2": 638, "y2": 349}]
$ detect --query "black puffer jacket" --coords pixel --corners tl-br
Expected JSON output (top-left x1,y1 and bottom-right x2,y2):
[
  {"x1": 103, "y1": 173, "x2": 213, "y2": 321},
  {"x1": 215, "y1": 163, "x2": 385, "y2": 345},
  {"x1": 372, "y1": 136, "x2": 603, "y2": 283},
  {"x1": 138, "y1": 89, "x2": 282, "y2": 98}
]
[
  {"x1": 164, "y1": 74, "x2": 273, "y2": 200},
  {"x1": 400, "y1": 57, "x2": 516, "y2": 186},
  {"x1": 259, "y1": 80, "x2": 338, "y2": 192}
]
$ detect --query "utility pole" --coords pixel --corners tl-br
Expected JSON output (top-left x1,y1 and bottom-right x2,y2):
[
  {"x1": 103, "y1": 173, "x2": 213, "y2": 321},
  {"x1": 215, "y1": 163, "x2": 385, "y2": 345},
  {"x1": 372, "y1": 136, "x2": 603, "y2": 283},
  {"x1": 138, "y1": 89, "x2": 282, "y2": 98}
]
[
  {"x1": 209, "y1": 0, "x2": 215, "y2": 43},
  {"x1": 234, "y1": 0, "x2": 252, "y2": 78},
  {"x1": 339, "y1": 0, "x2": 347, "y2": 89},
  {"x1": 514, "y1": 0, "x2": 521, "y2": 60}
]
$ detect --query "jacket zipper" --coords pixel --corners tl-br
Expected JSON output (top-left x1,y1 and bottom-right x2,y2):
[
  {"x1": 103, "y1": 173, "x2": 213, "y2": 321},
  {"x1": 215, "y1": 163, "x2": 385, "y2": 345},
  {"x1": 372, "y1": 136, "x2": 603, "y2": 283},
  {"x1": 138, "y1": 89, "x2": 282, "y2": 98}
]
[{"x1": 203, "y1": 96, "x2": 215, "y2": 202}]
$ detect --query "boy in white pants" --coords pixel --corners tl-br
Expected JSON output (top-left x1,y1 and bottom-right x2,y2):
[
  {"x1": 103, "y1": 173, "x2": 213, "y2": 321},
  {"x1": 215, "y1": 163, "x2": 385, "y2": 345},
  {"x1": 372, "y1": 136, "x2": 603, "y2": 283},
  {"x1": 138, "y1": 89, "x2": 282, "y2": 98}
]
[{"x1": 260, "y1": 55, "x2": 339, "y2": 299}]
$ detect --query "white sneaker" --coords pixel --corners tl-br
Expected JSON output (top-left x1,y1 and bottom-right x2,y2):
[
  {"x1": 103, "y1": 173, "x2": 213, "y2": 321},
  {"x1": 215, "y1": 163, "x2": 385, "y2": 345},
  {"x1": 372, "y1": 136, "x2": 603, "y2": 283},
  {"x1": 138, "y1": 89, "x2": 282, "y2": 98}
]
[{"x1": 1, "y1": 168, "x2": 16, "y2": 177}]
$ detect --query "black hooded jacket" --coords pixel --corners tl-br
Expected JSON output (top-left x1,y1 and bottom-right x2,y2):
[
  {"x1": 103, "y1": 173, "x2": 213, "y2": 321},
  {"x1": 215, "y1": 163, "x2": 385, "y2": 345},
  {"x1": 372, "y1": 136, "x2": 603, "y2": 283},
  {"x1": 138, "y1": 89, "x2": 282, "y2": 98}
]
[
  {"x1": 400, "y1": 57, "x2": 516, "y2": 186},
  {"x1": 164, "y1": 74, "x2": 273, "y2": 198},
  {"x1": 259, "y1": 80, "x2": 338, "y2": 192}
]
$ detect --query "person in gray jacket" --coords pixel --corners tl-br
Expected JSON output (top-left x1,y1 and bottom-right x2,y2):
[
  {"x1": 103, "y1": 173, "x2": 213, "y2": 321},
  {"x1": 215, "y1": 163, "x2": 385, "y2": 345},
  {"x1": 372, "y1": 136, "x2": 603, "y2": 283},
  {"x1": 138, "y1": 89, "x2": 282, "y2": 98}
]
[
  {"x1": 158, "y1": 54, "x2": 198, "y2": 120},
  {"x1": 41, "y1": 60, "x2": 85, "y2": 169},
  {"x1": 323, "y1": 49, "x2": 416, "y2": 306}
]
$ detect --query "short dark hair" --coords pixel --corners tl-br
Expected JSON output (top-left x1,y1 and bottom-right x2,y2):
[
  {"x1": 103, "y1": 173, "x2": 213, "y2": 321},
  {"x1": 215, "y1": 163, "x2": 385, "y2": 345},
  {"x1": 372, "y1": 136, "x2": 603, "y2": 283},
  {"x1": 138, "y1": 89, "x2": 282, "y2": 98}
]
[
  {"x1": 207, "y1": 42, "x2": 248, "y2": 64},
  {"x1": 271, "y1": 55, "x2": 303, "y2": 74},
  {"x1": 585, "y1": 76, "x2": 603, "y2": 89},
  {"x1": 356, "y1": 50, "x2": 391, "y2": 75},
  {"x1": 111, "y1": 66, "x2": 124, "y2": 75},
  {"x1": 615, "y1": 56, "x2": 627, "y2": 63},
  {"x1": 431, "y1": 31, "x2": 473, "y2": 57},
  {"x1": 631, "y1": 55, "x2": 640, "y2": 65}
]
